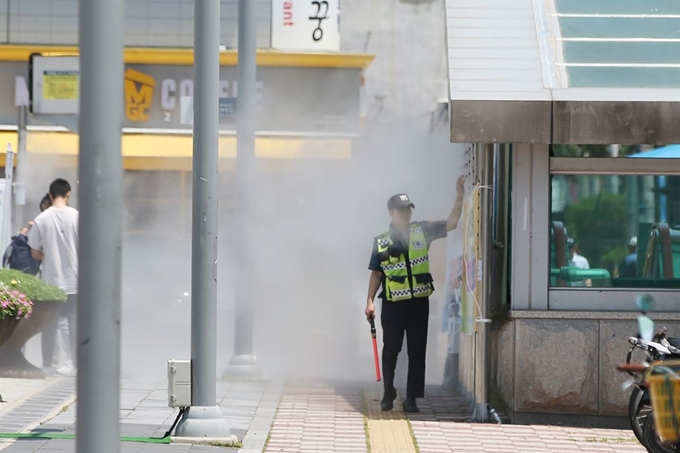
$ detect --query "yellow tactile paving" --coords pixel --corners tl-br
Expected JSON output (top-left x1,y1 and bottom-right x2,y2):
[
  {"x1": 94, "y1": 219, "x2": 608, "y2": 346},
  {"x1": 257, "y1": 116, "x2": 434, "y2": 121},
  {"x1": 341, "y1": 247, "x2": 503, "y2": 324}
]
[{"x1": 365, "y1": 388, "x2": 418, "y2": 453}]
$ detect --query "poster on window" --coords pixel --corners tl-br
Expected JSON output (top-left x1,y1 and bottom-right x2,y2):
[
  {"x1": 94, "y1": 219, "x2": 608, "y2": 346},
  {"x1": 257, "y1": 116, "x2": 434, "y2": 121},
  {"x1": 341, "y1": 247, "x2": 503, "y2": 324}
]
[
  {"x1": 460, "y1": 186, "x2": 479, "y2": 335},
  {"x1": 443, "y1": 227, "x2": 463, "y2": 353},
  {"x1": 443, "y1": 185, "x2": 480, "y2": 346},
  {"x1": 271, "y1": 0, "x2": 341, "y2": 52}
]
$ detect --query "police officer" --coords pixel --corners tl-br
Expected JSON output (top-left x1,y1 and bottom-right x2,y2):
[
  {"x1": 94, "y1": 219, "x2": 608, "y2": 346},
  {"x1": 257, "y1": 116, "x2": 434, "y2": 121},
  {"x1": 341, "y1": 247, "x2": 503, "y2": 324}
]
[{"x1": 365, "y1": 175, "x2": 465, "y2": 412}]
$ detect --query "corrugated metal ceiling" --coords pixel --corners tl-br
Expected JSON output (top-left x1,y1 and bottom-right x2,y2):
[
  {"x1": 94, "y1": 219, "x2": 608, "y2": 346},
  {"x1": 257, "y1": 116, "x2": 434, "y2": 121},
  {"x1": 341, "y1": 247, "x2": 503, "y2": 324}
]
[{"x1": 445, "y1": 0, "x2": 680, "y2": 144}]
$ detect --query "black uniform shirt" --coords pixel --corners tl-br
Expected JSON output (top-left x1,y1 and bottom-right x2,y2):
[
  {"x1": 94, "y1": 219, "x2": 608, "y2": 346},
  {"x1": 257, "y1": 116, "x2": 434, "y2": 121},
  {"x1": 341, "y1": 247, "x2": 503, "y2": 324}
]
[{"x1": 368, "y1": 220, "x2": 447, "y2": 298}]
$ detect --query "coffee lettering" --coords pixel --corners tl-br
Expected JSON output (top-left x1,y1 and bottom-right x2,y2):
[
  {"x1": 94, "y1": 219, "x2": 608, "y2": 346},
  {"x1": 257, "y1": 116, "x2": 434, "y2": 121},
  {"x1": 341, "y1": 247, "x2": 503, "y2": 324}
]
[
  {"x1": 179, "y1": 79, "x2": 193, "y2": 98},
  {"x1": 156, "y1": 77, "x2": 264, "y2": 118},
  {"x1": 161, "y1": 78, "x2": 177, "y2": 110}
]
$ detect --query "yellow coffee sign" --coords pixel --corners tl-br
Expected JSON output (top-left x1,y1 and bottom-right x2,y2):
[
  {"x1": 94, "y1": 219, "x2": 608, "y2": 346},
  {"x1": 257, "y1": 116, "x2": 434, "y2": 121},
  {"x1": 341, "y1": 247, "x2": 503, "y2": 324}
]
[{"x1": 42, "y1": 70, "x2": 79, "y2": 100}]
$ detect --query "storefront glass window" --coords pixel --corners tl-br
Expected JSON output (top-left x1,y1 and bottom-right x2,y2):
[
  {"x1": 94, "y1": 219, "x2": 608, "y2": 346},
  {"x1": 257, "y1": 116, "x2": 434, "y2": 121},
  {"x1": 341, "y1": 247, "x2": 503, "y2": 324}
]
[
  {"x1": 550, "y1": 172, "x2": 680, "y2": 289},
  {"x1": 551, "y1": 145, "x2": 679, "y2": 158}
]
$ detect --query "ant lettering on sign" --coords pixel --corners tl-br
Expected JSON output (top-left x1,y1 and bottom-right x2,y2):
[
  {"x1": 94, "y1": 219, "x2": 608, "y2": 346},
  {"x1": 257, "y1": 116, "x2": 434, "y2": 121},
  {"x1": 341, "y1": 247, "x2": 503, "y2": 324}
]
[{"x1": 309, "y1": 1, "x2": 329, "y2": 41}]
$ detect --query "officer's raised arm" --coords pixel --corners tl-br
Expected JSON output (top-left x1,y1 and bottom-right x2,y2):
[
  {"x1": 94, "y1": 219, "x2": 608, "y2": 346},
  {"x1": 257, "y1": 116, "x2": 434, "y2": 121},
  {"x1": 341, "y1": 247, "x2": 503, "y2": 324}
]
[{"x1": 446, "y1": 175, "x2": 466, "y2": 232}]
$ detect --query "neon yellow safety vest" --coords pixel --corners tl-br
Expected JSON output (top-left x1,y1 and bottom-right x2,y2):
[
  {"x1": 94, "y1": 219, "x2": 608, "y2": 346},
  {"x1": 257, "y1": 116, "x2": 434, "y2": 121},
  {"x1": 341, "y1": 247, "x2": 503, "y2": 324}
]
[{"x1": 376, "y1": 223, "x2": 434, "y2": 302}]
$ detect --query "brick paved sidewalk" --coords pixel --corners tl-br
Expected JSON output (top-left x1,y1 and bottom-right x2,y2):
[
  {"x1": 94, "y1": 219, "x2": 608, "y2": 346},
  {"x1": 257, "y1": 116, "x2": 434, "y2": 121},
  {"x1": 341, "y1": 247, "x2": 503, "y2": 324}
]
[
  {"x1": 409, "y1": 423, "x2": 646, "y2": 453},
  {"x1": 263, "y1": 380, "x2": 646, "y2": 453},
  {"x1": 0, "y1": 376, "x2": 648, "y2": 453},
  {"x1": 264, "y1": 380, "x2": 367, "y2": 453},
  {"x1": 404, "y1": 386, "x2": 646, "y2": 453},
  {"x1": 364, "y1": 387, "x2": 415, "y2": 453}
]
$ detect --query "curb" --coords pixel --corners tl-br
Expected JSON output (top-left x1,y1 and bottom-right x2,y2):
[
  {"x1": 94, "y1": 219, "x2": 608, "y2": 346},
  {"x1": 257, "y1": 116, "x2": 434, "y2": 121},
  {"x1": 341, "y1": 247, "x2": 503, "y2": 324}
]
[{"x1": 171, "y1": 435, "x2": 239, "y2": 446}]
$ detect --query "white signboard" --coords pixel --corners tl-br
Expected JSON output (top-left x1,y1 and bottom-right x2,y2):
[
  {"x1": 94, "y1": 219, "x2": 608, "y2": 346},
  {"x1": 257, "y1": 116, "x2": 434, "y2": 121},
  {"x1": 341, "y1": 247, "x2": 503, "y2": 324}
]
[
  {"x1": 30, "y1": 55, "x2": 80, "y2": 115},
  {"x1": 271, "y1": 0, "x2": 341, "y2": 52},
  {"x1": 180, "y1": 96, "x2": 193, "y2": 126},
  {"x1": 15, "y1": 76, "x2": 30, "y2": 107},
  {"x1": 0, "y1": 178, "x2": 7, "y2": 251}
]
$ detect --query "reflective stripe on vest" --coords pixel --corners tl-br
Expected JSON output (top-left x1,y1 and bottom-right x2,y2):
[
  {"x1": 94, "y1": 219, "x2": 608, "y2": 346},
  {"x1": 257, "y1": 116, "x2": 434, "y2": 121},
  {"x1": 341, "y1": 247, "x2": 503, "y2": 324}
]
[{"x1": 376, "y1": 223, "x2": 433, "y2": 302}]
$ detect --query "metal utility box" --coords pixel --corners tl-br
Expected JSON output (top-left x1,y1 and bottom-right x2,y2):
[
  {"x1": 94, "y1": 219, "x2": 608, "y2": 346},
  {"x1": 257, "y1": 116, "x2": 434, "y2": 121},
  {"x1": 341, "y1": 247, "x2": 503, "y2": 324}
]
[{"x1": 167, "y1": 360, "x2": 191, "y2": 408}]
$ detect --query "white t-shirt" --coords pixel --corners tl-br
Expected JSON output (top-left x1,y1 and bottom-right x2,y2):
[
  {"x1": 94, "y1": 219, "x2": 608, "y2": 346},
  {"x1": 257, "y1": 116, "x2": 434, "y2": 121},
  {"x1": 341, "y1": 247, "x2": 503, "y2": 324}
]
[
  {"x1": 28, "y1": 206, "x2": 79, "y2": 294},
  {"x1": 569, "y1": 253, "x2": 590, "y2": 287}
]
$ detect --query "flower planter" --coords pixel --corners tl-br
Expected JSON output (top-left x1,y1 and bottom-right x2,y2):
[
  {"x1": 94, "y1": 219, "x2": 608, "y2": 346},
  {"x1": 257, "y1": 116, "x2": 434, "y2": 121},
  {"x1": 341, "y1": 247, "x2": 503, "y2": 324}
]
[
  {"x1": 0, "y1": 300, "x2": 61, "y2": 379},
  {"x1": 0, "y1": 318, "x2": 20, "y2": 347}
]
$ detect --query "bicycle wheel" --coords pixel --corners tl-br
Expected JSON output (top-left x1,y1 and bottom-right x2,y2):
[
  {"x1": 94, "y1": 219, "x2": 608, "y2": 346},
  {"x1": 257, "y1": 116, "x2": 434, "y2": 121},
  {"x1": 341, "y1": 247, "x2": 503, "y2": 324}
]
[{"x1": 643, "y1": 414, "x2": 678, "y2": 453}]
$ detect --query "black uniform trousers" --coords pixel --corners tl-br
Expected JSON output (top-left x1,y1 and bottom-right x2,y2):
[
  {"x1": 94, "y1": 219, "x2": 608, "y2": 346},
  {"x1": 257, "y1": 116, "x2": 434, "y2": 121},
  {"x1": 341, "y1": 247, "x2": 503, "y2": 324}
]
[{"x1": 380, "y1": 296, "x2": 429, "y2": 399}]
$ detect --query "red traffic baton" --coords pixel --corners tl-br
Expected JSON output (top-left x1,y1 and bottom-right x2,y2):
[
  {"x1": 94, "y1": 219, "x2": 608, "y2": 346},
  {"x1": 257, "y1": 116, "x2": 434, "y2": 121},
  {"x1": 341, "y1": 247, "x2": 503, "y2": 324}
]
[{"x1": 370, "y1": 318, "x2": 381, "y2": 382}]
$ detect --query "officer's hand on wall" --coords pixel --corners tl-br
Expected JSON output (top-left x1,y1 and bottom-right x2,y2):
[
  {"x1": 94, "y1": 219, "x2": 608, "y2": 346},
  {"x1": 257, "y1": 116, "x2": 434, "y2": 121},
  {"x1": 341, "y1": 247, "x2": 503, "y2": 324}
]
[{"x1": 456, "y1": 175, "x2": 466, "y2": 197}]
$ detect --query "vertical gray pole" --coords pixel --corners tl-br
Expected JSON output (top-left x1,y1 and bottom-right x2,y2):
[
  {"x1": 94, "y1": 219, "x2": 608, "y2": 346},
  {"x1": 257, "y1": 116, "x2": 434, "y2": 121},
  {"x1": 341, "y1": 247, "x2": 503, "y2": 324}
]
[
  {"x1": 2, "y1": 146, "x2": 14, "y2": 250},
  {"x1": 190, "y1": 0, "x2": 219, "y2": 408},
  {"x1": 14, "y1": 106, "x2": 27, "y2": 230},
  {"x1": 224, "y1": 0, "x2": 261, "y2": 378},
  {"x1": 77, "y1": 0, "x2": 124, "y2": 451},
  {"x1": 175, "y1": 0, "x2": 230, "y2": 437}
]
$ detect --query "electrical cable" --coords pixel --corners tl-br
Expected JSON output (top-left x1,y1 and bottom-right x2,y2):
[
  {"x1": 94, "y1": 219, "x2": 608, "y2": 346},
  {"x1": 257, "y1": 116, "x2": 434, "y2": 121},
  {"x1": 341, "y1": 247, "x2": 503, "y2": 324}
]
[
  {"x1": 163, "y1": 407, "x2": 187, "y2": 438},
  {"x1": 0, "y1": 407, "x2": 188, "y2": 443},
  {"x1": 0, "y1": 432, "x2": 171, "y2": 444},
  {"x1": 462, "y1": 182, "x2": 494, "y2": 327}
]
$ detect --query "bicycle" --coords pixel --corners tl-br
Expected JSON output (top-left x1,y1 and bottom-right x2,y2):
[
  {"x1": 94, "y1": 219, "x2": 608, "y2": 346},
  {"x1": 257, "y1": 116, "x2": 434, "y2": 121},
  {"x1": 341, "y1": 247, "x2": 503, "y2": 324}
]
[{"x1": 619, "y1": 360, "x2": 680, "y2": 453}]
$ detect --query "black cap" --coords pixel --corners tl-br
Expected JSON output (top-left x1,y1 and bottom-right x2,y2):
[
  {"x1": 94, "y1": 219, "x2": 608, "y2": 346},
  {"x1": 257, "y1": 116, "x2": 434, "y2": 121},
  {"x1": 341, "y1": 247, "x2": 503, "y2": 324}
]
[{"x1": 387, "y1": 193, "x2": 415, "y2": 210}]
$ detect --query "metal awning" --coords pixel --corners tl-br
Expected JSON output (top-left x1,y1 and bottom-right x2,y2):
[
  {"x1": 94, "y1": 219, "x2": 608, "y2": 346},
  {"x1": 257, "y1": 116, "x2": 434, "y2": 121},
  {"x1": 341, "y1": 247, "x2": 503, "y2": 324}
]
[
  {"x1": 446, "y1": 0, "x2": 680, "y2": 144},
  {"x1": 629, "y1": 144, "x2": 680, "y2": 158}
]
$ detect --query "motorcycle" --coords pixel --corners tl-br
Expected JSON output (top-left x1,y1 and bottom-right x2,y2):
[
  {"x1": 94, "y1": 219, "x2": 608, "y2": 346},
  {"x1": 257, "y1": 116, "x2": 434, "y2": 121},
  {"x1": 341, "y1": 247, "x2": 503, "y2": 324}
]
[{"x1": 624, "y1": 294, "x2": 680, "y2": 453}]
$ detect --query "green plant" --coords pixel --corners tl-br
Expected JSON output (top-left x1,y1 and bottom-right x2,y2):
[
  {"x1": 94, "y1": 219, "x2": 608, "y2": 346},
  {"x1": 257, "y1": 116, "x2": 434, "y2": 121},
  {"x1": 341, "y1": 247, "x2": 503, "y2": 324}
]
[
  {"x1": 0, "y1": 288, "x2": 33, "y2": 320},
  {"x1": 406, "y1": 419, "x2": 421, "y2": 453},
  {"x1": 360, "y1": 388, "x2": 372, "y2": 453},
  {"x1": 0, "y1": 269, "x2": 67, "y2": 302}
]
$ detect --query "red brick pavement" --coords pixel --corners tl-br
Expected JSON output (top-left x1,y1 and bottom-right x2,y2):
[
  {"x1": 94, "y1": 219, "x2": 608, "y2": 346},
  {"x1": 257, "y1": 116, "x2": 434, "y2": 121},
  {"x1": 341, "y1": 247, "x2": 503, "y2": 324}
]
[
  {"x1": 264, "y1": 380, "x2": 646, "y2": 453},
  {"x1": 410, "y1": 422, "x2": 646, "y2": 453},
  {"x1": 264, "y1": 380, "x2": 368, "y2": 453},
  {"x1": 404, "y1": 385, "x2": 645, "y2": 453}
]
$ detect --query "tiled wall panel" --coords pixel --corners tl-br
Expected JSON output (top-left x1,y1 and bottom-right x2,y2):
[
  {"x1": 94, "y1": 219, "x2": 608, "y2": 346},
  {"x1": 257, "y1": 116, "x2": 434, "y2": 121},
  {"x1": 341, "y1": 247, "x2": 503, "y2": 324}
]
[{"x1": 5, "y1": 0, "x2": 271, "y2": 48}]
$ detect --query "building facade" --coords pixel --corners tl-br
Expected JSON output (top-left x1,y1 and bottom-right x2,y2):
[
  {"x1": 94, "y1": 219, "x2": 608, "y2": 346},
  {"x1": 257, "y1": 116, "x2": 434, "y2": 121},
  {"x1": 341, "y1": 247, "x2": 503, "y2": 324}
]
[
  {"x1": 444, "y1": 0, "x2": 680, "y2": 425},
  {"x1": 1, "y1": 0, "x2": 463, "y2": 383}
]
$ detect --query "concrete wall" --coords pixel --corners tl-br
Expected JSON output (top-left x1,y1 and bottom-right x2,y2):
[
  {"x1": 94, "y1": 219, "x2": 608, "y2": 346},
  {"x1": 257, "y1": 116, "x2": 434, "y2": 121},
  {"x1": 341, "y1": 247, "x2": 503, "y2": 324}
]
[
  {"x1": 341, "y1": 0, "x2": 448, "y2": 124},
  {"x1": 492, "y1": 310, "x2": 680, "y2": 425}
]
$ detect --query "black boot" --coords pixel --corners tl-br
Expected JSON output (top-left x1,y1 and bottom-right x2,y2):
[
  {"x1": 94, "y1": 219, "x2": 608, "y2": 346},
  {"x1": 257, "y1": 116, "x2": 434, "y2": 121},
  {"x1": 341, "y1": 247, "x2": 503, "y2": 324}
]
[
  {"x1": 403, "y1": 397, "x2": 419, "y2": 413},
  {"x1": 381, "y1": 386, "x2": 397, "y2": 411}
]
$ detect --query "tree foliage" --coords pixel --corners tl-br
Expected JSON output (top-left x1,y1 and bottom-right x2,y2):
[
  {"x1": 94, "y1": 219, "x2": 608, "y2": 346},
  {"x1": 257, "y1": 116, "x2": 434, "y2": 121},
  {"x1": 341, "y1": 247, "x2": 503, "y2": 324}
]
[{"x1": 564, "y1": 191, "x2": 628, "y2": 270}]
